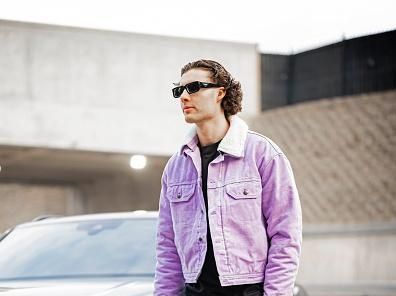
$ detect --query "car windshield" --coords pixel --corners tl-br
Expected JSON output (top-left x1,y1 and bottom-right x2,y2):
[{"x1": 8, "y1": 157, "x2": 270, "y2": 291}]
[{"x1": 0, "y1": 217, "x2": 157, "y2": 280}]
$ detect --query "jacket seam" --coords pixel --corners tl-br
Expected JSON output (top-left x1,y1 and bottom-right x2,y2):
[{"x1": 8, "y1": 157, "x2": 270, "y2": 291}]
[
  {"x1": 263, "y1": 152, "x2": 283, "y2": 170},
  {"x1": 219, "y1": 160, "x2": 231, "y2": 270},
  {"x1": 220, "y1": 272, "x2": 264, "y2": 278},
  {"x1": 247, "y1": 130, "x2": 281, "y2": 153}
]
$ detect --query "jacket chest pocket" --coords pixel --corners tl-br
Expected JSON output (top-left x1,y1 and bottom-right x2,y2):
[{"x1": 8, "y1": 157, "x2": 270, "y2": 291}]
[
  {"x1": 225, "y1": 180, "x2": 262, "y2": 222},
  {"x1": 167, "y1": 183, "x2": 196, "y2": 224}
]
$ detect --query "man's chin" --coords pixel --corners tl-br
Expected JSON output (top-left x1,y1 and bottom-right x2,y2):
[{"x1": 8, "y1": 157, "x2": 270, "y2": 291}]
[{"x1": 184, "y1": 115, "x2": 196, "y2": 124}]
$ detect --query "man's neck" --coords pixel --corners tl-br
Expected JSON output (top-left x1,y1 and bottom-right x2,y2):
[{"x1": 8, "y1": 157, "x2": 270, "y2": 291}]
[{"x1": 196, "y1": 115, "x2": 230, "y2": 147}]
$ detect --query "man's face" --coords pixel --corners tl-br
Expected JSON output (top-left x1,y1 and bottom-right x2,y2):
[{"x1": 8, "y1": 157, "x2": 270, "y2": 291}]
[{"x1": 177, "y1": 68, "x2": 225, "y2": 124}]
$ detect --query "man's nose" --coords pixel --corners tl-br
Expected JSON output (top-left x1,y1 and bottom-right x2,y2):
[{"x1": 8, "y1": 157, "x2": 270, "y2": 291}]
[{"x1": 180, "y1": 89, "x2": 190, "y2": 102}]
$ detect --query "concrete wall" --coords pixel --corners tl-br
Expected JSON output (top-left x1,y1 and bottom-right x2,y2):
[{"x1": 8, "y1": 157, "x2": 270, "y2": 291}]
[
  {"x1": 0, "y1": 169, "x2": 164, "y2": 232},
  {"x1": 79, "y1": 162, "x2": 166, "y2": 214},
  {"x1": 0, "y1": 150, "x2": 168, "y2": 232},
  {"x1": 0, "y1": 20, "x2": 259, "y2": 156},
  {"x1": 0, "y1": 19, "x2": 260, "y2": 232},
  {"x1": 0, "y1": 182, "x2": 83, "y2": 232},
  {"x1": 297, "y1": 225, "x2": 396, "y2": 296}
]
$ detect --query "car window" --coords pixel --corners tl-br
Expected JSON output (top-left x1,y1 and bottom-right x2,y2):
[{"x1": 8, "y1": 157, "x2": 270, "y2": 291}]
[{"x1": 0, "y1": 218, "x2": 157, "y2": 280}]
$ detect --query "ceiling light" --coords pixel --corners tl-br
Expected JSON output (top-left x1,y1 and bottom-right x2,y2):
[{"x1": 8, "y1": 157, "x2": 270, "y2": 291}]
[{"x1": 129, "y1": 155, "x2": 147, "y2": 170}]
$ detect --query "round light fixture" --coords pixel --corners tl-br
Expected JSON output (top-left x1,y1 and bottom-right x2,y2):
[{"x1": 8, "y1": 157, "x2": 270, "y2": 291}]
[{"x1": 129, "y1": 155, "x2": 147, "y2": 170}]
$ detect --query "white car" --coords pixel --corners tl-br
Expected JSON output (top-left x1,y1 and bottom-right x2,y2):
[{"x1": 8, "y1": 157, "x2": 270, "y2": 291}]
[{"x1": 0, "y1": 211, "x2": 308, "y2": 296}]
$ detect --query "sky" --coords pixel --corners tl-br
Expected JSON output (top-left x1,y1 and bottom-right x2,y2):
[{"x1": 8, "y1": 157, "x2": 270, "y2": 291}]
[{"x1": 0, "y1": 0, "x2": 395, "y2": 53}]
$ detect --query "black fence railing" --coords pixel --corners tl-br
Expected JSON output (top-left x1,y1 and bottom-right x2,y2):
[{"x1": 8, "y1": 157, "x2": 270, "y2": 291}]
[{"x1": 261, "y1": 30, "x2": 396, "y2": 110}]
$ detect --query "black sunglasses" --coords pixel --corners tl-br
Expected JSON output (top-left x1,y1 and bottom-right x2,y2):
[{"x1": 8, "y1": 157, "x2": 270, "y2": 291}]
[{"x1": 172, "y1": 81, "x2": 222, "y2": 98}]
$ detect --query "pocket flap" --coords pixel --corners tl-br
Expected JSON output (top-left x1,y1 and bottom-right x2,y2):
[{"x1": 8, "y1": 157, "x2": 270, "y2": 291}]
[
  {"x1": 167, "y1": 183, "x2": 195, "y2": 202},
  {"x1": 225, "y1": 181, "x2": 261, "y2": 199}
]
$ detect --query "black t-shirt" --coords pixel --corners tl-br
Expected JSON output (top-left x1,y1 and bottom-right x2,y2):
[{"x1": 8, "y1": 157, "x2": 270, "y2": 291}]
[
  {"x1": 197, "y1": 140, "x2": 222, "y2": 289},
  {"x1": 196, "y1": 140, "x2": 263, "y2": 295}
]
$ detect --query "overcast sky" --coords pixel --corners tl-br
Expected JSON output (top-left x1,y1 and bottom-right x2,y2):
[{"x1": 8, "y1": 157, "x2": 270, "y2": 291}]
[{"x1": 0, "y1": 0, "x2": 395, "y2": 53}]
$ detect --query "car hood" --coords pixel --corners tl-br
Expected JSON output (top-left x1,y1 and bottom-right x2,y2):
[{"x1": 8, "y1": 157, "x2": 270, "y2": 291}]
[{"x1": 0, "y1": 277, "x2": 154, "y2": 296}]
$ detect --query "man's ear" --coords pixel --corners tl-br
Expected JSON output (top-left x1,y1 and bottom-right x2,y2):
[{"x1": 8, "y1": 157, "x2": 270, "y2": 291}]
[{"x1": 216, "y1": 87, "x2": 226, "y2": 103}]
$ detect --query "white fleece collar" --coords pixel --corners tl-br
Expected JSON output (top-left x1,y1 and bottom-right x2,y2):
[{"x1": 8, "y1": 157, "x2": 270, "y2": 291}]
[{"x1": 179, "y1": 115, "x2": 249, "y2": 158}]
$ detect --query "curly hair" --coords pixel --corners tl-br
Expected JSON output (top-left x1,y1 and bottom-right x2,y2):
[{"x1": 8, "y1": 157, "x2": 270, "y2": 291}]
[{"x1": 180, "y1": 59, "x2": 243, "y2": 118}]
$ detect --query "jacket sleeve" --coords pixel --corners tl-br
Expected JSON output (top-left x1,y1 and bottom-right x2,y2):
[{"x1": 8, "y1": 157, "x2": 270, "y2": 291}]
[
  {"x1": 154, "y1": 169, "x2": 185, "y2": 296},
  {"x1": 260, "y1": 153, "x2": 302, "y2": 296}
]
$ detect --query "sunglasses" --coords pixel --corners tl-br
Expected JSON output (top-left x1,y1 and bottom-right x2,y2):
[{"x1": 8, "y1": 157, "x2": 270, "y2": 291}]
[{"x1": 172, "y1": 81, "x2": 222, "y2": 98}]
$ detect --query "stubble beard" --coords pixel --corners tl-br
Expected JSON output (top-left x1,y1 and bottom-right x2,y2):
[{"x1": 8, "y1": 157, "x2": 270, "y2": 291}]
[{"x1": 184, "y1": 114, "x2": 198, "y2": 124}]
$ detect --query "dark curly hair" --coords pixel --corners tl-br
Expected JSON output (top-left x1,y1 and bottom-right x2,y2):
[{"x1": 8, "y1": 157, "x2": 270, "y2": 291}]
[{"x1": 180, "y1": 59, "x2": 243, "y2": 118}]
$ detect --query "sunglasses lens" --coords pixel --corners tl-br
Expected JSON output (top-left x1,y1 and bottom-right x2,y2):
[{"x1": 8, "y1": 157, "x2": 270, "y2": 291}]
[
  {"x1": 172, "y1": 86, "x2": 184, "y2": 98},
  {"x1": 186, "y1": 82, "x2": 200, "y2": 94}
]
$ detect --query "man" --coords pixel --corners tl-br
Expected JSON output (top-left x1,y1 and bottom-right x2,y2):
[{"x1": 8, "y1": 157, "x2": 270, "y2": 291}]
[{"x1": 154, "y1": 59, "x2": 302, "y2": 296}]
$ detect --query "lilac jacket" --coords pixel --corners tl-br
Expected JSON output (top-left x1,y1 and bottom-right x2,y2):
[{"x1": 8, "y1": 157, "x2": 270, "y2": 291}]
[{"x1": 154, "y1": 116, "x2": 302, "y2": 296}]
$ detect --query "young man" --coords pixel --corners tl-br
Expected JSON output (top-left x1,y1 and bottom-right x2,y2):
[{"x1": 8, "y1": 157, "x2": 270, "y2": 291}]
[{"x1": 154, "y1": 59, "x2": 302, "y2": 296}]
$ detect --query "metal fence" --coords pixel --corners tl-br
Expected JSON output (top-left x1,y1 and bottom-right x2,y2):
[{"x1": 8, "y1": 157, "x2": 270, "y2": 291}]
[{"x1": 261, "y1": 30, "x2": 396, "y2": 110}]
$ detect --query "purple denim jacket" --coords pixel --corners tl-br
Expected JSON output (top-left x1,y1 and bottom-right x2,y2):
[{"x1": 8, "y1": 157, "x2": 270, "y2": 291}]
[{"x1": 154, "y1": 116, "x2": 302, "y2": 296}]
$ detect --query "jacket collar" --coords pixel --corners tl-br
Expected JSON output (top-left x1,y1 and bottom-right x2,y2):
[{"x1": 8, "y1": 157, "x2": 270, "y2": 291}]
[{"x1": 179, "y1": 115, "x2": 249, "y2": 158}]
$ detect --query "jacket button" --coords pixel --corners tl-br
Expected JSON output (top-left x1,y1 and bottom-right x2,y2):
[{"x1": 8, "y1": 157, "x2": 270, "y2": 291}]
[
  {"x1": 199, "y1": 237, "x2": 203, "y2": 242},
  {"x1": 243, "y1": 189, "x2": 249, "y2": 195},
  {"x1": 177, "y1": 193, "x2": 182, "y2": 199}
]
